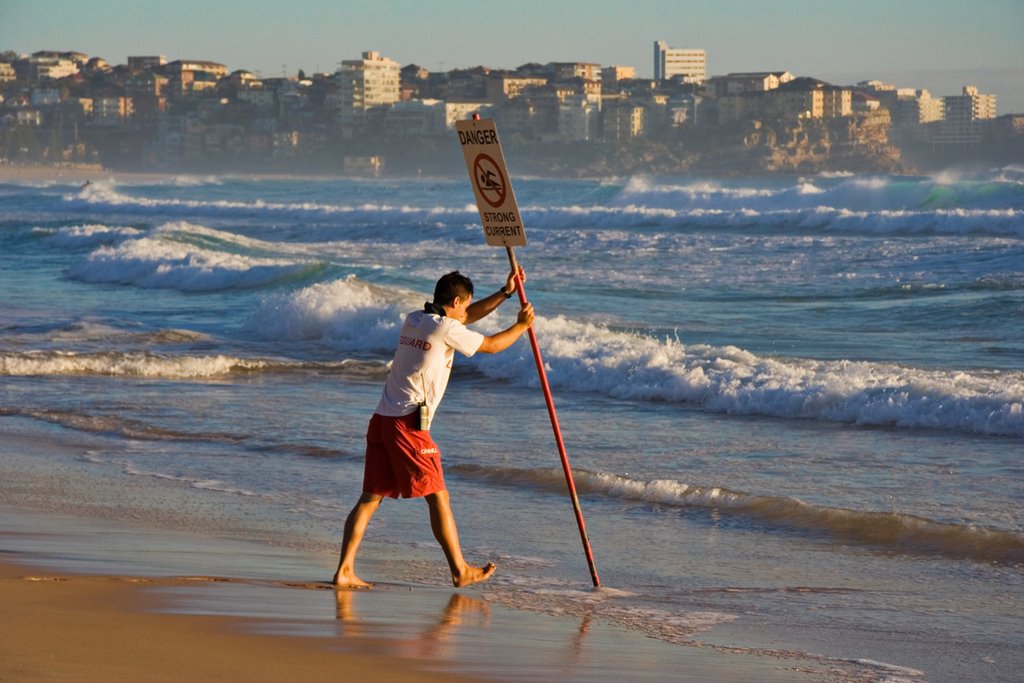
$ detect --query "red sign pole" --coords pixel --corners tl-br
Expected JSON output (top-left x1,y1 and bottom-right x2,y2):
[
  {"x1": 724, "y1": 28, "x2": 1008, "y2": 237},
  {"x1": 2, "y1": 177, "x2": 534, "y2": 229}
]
[
  {"x1": 505, "y1": 246, "x2": 601, "y2": 589},
  {"x1": 457, "y1": 116, "x2": 598, "y2": 587}
]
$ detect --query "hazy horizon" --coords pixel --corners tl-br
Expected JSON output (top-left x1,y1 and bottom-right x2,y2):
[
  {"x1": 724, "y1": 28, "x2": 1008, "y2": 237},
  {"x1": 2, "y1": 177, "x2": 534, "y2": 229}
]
[{"x1": 2, "y1": 0, "x2": 1023, "y2": 112}]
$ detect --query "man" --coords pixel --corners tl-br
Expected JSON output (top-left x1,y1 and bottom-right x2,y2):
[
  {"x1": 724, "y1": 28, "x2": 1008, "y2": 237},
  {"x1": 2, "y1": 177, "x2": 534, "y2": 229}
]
[{"x1": 333, "y1": 268, "x2": 534, "y2": 589}]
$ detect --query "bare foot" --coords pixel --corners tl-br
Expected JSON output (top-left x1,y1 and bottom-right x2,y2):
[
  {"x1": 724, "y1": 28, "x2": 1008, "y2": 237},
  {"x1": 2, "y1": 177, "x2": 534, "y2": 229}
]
[
  {"x1": 452, "y1": 562, "x2": 496, "y2": 588},
  {"x1": 332, "y1": 571, "x2": 372, "y2": 589}
]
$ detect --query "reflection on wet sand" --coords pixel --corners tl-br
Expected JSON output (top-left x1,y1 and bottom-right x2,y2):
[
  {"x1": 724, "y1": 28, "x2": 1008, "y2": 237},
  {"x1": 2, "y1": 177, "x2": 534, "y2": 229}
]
[{"x1": 335, "y1": 590, "x2": 494, "y2": 658}]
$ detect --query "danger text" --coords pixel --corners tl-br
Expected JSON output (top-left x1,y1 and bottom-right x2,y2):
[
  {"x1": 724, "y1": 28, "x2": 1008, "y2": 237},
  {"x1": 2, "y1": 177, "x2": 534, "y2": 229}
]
[{"x1": 458, "y1": 129, "x2": 498, "y2": 146}]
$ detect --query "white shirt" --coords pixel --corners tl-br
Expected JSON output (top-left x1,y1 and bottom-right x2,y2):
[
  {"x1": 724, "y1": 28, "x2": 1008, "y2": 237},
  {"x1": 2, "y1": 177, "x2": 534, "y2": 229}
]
[{"x1": 375, "y1": 310, "x2": 485, "y2": 417}]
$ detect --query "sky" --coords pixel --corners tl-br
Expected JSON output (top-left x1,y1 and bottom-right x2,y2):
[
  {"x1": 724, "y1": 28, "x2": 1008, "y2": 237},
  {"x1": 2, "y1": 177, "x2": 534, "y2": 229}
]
[{"x1": 3, "y1": 0, "x2": 1023, "y2": 111}]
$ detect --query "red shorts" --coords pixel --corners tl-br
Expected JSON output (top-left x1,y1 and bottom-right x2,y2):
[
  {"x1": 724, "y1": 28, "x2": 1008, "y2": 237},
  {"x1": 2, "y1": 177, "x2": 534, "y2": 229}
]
[{"x1": 362, "y1": 412, "x2": 445, "y2": 499}]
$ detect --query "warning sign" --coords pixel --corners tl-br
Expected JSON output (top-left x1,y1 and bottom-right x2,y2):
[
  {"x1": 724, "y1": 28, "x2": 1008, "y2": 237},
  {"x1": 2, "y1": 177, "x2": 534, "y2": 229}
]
[{"x1": 456, "y1": 118, "x2": 527, "y2": 247}]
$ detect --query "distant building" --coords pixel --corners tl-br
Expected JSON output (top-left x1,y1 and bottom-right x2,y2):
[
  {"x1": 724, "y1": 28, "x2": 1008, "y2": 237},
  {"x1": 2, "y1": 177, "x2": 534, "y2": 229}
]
[
  {"x1": 24, "y1": 52, "x2": 81, "y2": 81},
  {"x1": 128, "y1": 56, "x2": 167, "y2": 72},
  {"x1": 601, "y1": 65, "x2": 636, "y2": 88},
  {"x1": 707, "y1": 72, "x2": 794, "y2": 97},
  {"x1": 164, "y1": 60, "x2": 228, "y2": 79},
  {"x1": 653, "y1": 41, "x2": 706, "y2": 83},
  {"x1": 92, "y1": 95, "x2": 133, "y2": 126},
  {"x1": 335, "y1": 50, "x2": 400, "y2": 134},
  {"x1": 384, "y1": 98, "x2": 446, "y2": 135},
  {"x1": 443, "y1": 101, "x2": 493, "y2": 129},
  {"x1": 126, "y1": 71, "x2": 169, "y2": 98},
  {"x1": 934, "y1": 85, "x2": 997, "y2": 148},
  {"x1": 0, "y1": 63, "x2": 15, "y2": 82},
  {"x1": 852, "y1": 91, "x2": 881, "y2": 112},
  {"x1": 162, "y1": 59, "x2": 228, "y2": 99},
  {"x1": 944, "y1": 85, "x2": 997, "y2": 121},
  {"x1": 602, "y1": 98, "x2": 646, "y2": 140},
  {"x1": 547, "y1": 62, "x2": 602, "y2": 82},
  {"x1": 559, "y1": 92, "x2": 601, "y2": 141},
  {"x1": 666, "y1": 93, "x2": 704, "y2": 128},
  {"x1": 767, "y1": 77, "x2": 851, "y2": 120},
  {"x1": 857, "y1": 79, "x2": 896, "y2": 93},
  {"x1": 885, "y1": 88, "x2": 944, "y2": 142},
  {"x1": 486, "y1": 75, "x2": 548, "y2": 102}
]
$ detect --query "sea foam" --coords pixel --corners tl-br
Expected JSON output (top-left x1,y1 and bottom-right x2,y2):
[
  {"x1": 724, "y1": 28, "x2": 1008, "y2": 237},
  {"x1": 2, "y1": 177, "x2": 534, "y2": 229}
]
[
  {"x1": 68, "y1": 221, "x2": 326, "y2": 291},
  {"x1": 64, "y1": 174, "x2": 1024, "y2": 237},
  {"x1": 253, "y1": 277, "x2": 1024, "y2": 438}
]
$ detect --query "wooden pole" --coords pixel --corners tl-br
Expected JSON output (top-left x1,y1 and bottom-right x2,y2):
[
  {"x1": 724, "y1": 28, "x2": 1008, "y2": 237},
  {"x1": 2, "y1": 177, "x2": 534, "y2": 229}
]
[{"x1": 505, "y1": 246, "x2": 601, "y2": 588}]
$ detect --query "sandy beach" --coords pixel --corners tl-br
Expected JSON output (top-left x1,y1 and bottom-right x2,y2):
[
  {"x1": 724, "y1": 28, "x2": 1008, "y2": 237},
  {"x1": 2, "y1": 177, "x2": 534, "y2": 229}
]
[
  {"x1": 0, "y1": 559, "x2": 485, "y2": 683},
  {"x1": 0, "y1": 162, "x2": 168, "y2": 185},
  {"x1": 0, "y1": 503, "x2": 857, "y2": 683}
]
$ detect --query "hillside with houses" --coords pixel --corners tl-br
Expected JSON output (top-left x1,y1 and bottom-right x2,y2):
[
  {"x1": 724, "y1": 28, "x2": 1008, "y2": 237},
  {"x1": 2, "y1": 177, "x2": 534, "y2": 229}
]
[{"x1": 1, "y1": 49, "x2": 1021, "y2": 177}]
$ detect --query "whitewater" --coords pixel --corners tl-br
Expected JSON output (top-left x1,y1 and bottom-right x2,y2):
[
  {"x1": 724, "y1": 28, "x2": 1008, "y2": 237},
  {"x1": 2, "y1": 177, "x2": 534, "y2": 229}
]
[{"x1": 1, "y1": 168, "x2": 1022, "y2": 682}]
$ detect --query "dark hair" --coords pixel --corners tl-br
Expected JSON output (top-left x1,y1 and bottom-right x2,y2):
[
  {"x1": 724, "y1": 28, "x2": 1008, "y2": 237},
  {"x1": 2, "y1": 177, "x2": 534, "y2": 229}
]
[{"x1": 433, "y1": 271, "x2": 474, "y2": 306}]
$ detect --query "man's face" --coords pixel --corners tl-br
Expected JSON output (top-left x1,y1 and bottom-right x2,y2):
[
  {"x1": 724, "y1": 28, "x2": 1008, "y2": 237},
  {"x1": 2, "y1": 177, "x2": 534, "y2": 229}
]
[{"x1": 447, "y1": 295, "x2": 472, "y2": 323}]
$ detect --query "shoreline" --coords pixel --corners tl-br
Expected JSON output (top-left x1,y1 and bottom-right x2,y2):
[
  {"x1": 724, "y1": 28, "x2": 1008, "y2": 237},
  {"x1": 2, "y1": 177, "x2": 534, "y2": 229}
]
[
  {"x1": 0, "y1": 162, "x2": 349, "y2": 184},
  {"x1": 0, "y1": 502, "x2": 858, "y2": 683}
]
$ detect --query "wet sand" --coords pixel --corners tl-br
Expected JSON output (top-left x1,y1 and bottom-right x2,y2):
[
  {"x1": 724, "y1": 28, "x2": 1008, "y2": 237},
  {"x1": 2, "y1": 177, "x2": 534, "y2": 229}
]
[
  {"x1": 0, "y1": 162, "x2": 164, "y2": 184},
  {"x1": 0, "y1": 504, "x2": 842, "y2": 683},
  {"x1": 0, "y1": 560, "x2": 489, "y2": 683}
]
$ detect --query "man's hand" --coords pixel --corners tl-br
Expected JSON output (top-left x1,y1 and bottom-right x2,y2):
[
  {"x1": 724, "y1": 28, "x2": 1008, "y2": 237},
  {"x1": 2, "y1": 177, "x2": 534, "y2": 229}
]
[
  {"x1": 505, "y1": 265, "x2": 525, "y2": 297},
  {"x1": 517, "y1": 302, "x2": 535, "y2": 328},
  {"x1": 478, "y1": 301, "x2": 535, "y2": 354}
]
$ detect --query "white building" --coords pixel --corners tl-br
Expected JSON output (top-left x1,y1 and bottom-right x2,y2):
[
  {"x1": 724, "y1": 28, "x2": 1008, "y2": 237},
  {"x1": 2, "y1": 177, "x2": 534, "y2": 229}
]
[
  {"x1": 944, "y1": 85, "x2": 997, "y2": 121},
  {"x1": 890, "y1": 89, "x2": 944, "y2": 130},
  {"x1": 384, "y1": 98, "x2": 447, "y2": 135},
  {"x1": 653, "y1": 41, "x2": 706, "y2": 83},
  {"x1": 335, "y1": 50, "x2": 400, "y2": 132},
  {"x1": 936, "y1": 85, "x2": 997, "y2": 147},
  {"x1": 27, "y1": 55, "x2": 80, "y2": 81},
  {"x1": 559, "y1": 93, "x2": 601, "y2": 141},
  {"x1": 443, "y1": 101, "x2": 493, "y2": 130}
]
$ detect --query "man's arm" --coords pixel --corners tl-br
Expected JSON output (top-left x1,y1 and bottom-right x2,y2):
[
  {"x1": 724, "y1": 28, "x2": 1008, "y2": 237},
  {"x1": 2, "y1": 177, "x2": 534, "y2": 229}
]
[
  {"x1": 477, "y1": 302, "x2": 534, "y2": 354},
  {"x1": 465, "y1": 267, "x2": 524, "y2": 325}
]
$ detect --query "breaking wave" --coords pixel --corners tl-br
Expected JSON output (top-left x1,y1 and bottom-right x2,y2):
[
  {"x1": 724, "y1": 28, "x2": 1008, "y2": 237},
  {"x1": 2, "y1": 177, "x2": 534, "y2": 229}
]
[
  {"x1": 0, "y1": 350, "x2": 387, "y2": 379},
  {"x1": 60, "y1": 173, "x2": 1024, "y2": 238},
  {"x1": 64, "y1": 221, "x2": 330, "y2": 291},
  {"x1": 250, "y1": 277, "x2": 1024, "y2": 438}
]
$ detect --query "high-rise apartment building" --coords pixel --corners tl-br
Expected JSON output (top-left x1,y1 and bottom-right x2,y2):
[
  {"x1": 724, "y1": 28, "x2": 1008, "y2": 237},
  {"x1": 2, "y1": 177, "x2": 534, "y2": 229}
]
[
  {"x1": 653, "y1": 41, "x2": 706, "y2": 83},
  {"x1": 936, "y1": 85, "x2": 997, "y2": 147},
  {"x1": 943, "y1": 85, "x2": 997, "y2": 122},
  {"x1": 336, "y1": 50, "x2": 400, "y2": 130}
]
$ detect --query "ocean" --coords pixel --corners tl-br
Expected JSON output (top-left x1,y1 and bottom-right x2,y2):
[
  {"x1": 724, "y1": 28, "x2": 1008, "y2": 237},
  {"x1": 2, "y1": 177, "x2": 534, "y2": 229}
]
[{"x1": 1, "y1": 166, "x2": 1022, "y2": 682}]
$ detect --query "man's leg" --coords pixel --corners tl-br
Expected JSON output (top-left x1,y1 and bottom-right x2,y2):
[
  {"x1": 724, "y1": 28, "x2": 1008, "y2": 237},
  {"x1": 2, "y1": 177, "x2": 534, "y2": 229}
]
[
  {"x1": 425, "y1": 489, "x2": 496, "y2": 588},
  {"x1": 332, "y1": 492, "x2": 383, "y2": 588}
]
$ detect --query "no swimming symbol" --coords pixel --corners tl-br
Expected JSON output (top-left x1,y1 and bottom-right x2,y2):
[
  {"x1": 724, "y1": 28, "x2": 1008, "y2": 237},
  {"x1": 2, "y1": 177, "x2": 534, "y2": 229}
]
[{"x1": 473, "y1": 154, "x2": 506, "y2": 208}]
